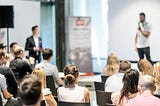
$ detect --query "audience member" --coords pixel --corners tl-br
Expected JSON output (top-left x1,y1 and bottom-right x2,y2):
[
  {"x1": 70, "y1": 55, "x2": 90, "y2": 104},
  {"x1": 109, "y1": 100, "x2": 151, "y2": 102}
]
[
  {"x1": 32, "y1": 68, "x2": 57, "y2": 106},
  {"x1": 0, "y1": 73, "x2": 13, "y2": 105},
  {"x1": 111, "y1": 69, "x2": 139, "y2": 105},
  {"x1": 25, "y1": 25, "x2": 42, "y2": 64},
  {"x1": 105, "y1": 61, "x2": 131, "y2": 92},
  {"x1": 103, "y1": 53, "x2": 120, "y2": 76},
  {"x1": 153, "y1": 62, "x2": 160, "y2": 94},
  {"x1": 0, "y1": 43, "x2": 7, "y2": 53},
  {"x1": 57, "y1": 64, "x2": 90, "y2": 102},
  {"x1": 0, "y1": 52, "x2": 18, "y2": 97},
  {"x1": 138, "y1": 59, "x2": 153, "y2": 76},
  {"x1": 19, "y1": 75, "x2": 42, "y2": 106},
  {"x1": 126, "y1": 75, "x2": 160, "y2": 106},
  {"x1": 9, "y1": 46, "x2": 32, "y2": 80},
  {"x1": 36, "y1": 48, "x2": 63, "y2": 87},
  {"x1": 9, "y1": 42, "x2": 18, "y2": 61}
]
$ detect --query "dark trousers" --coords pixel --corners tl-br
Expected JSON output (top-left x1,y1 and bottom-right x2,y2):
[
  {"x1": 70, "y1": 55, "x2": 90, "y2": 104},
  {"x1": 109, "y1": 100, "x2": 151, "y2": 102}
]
[{"x1": 137, "y1": 47, "x2": 152, "y2": 64}]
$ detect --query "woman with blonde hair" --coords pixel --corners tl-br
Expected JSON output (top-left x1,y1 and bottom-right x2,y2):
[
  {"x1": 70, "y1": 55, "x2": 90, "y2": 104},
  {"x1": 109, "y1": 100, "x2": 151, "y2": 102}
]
[
  {"x1": 32, "y1": 68, "x2": 57, "y2": 106},
  {"x1": 137, "y1": 59, "x2": 153, "y2": 76},
  {"x1": 153, "y1": 62, "x2": 160, "y2": 94},
  {"x1": 103, "y1": 53, "x2": 120, "y2": 76},
  {"x1": 57, "y1": 64, "x2": 90, "y2": 102}
]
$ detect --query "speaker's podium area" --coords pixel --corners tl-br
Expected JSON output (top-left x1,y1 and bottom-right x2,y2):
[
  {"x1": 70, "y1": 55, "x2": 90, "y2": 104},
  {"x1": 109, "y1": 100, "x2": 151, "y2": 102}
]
[{"x1": 59, "y1": 72, "x2": 101, "y2": 106}]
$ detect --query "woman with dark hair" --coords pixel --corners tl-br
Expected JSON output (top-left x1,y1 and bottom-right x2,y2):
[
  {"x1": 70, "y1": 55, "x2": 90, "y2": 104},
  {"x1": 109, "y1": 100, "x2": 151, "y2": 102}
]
[
  {"x1": 111, "y1": 69, "x2": 139, "y2": 106},
  {"x1": 57, "y1": 64, "x2": 90, "y2": 102}
]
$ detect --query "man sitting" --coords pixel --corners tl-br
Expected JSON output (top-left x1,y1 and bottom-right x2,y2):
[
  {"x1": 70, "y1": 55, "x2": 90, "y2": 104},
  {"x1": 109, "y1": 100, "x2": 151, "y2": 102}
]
[
  {"x1": 9, "y1": 46, "x2": 32, "y2": 80},
  {"x1": 126, "y1": 75, "x2": 160, "y2": 106},
  {"x1": 36, "y1": 48, "x2": 63, "y2": 87}
]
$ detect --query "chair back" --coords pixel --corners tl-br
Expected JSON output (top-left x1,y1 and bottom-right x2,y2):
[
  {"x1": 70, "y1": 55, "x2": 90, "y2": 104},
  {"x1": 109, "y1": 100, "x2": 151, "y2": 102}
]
[
  {"x1": 46, "y1": 76, "x2": 57, "y2": 96},
  {"x1": 101, "y1": 75, "x2": 110, "y2": 82},
  {"x1": 58, "y1": 101, "x2": 90, "y2": 106},
  {"x1": 96, "y1": 90, "x2": 114, "y2": 106},
  {"x1": 0, "y1": 94, "x2": 2, "y2": 106},
  {"x1": 94, "y1": 82, "x2": 105, "y2": 91},
  {"x1": 154, "y1": 94, "x2": 160, "y2": 98}
]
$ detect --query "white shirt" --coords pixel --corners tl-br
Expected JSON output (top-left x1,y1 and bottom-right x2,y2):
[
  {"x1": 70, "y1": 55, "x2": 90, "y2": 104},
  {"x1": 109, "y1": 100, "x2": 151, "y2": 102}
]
[
  {"x1": 58, "y1": 85, "x2": 85, "y2": 102},
  {"x1": 105, "y1": 73, "x2": 124, "y2": 92},
  {"x1": 33, "y1": 36, "x2": 39, "y2": 47},
  {"x1": 136, "y1": 21, "x2": 151, "y2": 48}
]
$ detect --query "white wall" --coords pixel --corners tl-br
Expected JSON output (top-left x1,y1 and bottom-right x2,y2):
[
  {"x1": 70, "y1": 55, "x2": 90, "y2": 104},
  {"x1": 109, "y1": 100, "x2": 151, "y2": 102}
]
[
  {"x1": 108, "y1": 0, "x2": 160, "y2": 61},
  {"x1": 0, "y1": 0, "x2": 40, "y2": 49}
]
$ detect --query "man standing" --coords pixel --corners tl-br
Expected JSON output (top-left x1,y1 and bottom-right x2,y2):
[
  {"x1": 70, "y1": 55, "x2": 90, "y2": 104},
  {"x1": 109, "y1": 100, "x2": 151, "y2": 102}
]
[
  {"x1": 25, "y1": 25, "x2": 42, "y2": 64},
  {"x1": 135, "y1": 12, "x2": 152, "y2": 64}
]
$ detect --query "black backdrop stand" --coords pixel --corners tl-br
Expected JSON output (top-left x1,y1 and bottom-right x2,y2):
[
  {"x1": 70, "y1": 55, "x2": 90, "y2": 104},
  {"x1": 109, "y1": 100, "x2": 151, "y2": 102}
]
[{"x1": 7, "y1": 28, "x2": 9, "y2": 53}]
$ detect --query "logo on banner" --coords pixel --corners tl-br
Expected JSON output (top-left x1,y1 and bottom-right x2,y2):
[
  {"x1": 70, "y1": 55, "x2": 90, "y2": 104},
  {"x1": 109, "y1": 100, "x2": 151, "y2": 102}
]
[{"x1": 76, "y1": 19, "x2": 85, "y2": 26}]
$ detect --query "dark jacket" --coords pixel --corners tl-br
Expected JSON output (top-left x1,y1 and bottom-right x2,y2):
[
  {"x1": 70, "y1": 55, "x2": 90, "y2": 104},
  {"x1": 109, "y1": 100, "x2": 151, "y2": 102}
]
[
  {"x1": 25, "y1": 35, "x2": 42, "y2": 61},
  {"x1": 0, "y1": 66, "x2": 18, "y2": 97},
  {"x1": 9, "y1": 57, "x2": 32, "y2": 79}
]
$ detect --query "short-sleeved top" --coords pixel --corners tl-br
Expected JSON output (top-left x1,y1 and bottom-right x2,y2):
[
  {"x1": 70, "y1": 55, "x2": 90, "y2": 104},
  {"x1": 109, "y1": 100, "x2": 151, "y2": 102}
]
[
  {"x1": 136, "y1": 21, "x2": 151, "y2": 48},
  {"x1": 58, "y1": 85, "x2": 85, "y2": 102},
  {"x1": 105, "y1": 73, "x2": 124, "y2": 92},
  {"x1": 0, "y1": 74, "x2": 8, "y2": 105},
  {"x1": 126, "y1": 95, "x2": 160, "y2": 106},
  {"x1": 35, "y1": 60, "x2": 60, "y2": 87}
]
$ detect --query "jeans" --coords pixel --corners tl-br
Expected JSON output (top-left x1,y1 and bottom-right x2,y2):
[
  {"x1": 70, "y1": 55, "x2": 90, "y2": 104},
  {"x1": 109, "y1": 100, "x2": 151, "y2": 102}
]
[{"x1": 137, "y1": 47, "x2": 152, "y2": 64}]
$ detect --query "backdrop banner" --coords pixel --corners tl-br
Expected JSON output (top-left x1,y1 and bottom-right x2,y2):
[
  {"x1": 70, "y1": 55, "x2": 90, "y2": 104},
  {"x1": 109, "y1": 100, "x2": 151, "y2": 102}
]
[{"x1": 68, "y1": 16, "x2": 92, "y2": 73}]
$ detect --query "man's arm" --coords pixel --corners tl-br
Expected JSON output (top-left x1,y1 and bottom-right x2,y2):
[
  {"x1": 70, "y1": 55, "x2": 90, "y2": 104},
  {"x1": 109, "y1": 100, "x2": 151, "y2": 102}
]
[
  {"x1": 25, "y1": 37, "x2": 34, "y2": 51},
  {"x1": 135, "y1": 33, "x2": 138, "y2": 51},
  {"x1": 138, "y1": 26, "x2": 150, "y2": 38}
]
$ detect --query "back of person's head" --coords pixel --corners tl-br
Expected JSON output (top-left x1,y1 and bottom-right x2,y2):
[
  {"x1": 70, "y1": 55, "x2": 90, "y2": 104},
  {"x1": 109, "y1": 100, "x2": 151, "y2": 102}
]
[
  {"x1": 139, "y1": 75, "x2": 155, "y2": 91},
  {"x1": 154, "y1": 62, "x2": 160, "y2": 88},
  {"x1": 106, "y1": 53, "x2": 119, "y2": 65},
  {"x1": 0, "y1": 52, "x2": 6, "y2": 65},
  {"x1": 42, "y1": 48, "x2": 53, "y2": 60},
  {"x1": 119, "y1": 61, "x2": 131, "y2": 73},
  {"x1": 13, "y1": 46, "x2": 24, "y2": 57},
  {"x1": 104, "y1": 53, "x2": 120, "y2": 76},
  {"x1": 19, "y1": 75, "x2": 42, "y2": 105},
  {"x1": 138, "y1": 59, "x2": 153, "y2": 76},
  {"x1": 120, "y1": 69, "x2": 139, "y2": 102},
  {"x1": 63, "y1": 64, "x2": 79, "y2": 85},
  {"x1": 32, "y1": 68, "x2": 46, "y2": 89}
]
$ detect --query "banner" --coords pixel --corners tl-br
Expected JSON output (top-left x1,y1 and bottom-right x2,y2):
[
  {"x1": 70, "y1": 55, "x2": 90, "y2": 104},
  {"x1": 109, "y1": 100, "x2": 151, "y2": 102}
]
[{"x1": 68, "y1": 16, "x2": 92, "y2": 73}]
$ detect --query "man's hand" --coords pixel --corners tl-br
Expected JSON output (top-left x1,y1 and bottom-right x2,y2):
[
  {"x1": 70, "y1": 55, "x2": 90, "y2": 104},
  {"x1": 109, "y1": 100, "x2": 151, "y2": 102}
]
[{"x1": 34, "y1": 47, "x2": 40, "y2": 52}]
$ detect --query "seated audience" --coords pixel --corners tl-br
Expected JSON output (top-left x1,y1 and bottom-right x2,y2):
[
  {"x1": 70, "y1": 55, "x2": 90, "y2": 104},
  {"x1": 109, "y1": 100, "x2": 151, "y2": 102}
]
[
  {"x1": 9, "y1": 46, "x2": 32, "y2": 80},
  {"x1": 57, "y1": 64, "x2": 90, "y2": 102},
  {"x1": 137, "y1": 59, "x2": 153, "y2": 76},
  {"x1": 126, "y1": 75, "x2": 160, "y2": 106},
  {"x1": 103, "y1": 53, "x2": 120, "y2": 76},
  {"x1": 19, "y1": 75, "x2": 42, "y2": 106},
  {"x1": 0, "y1": 73, "x2": 13, "y2": 105},
  {"x1": 153, "y1": 62, "x2": 160, "y2": 94},
  {"x1": 0, "y1": 52, "x2": 18, "y2": 97},
  {"x1": 111, "y1": 69, "x2": 139, "y2": 106},
  {"x1": 32, "y1": 68, "x2": 57, "y2": 106},
  {"x1": 36, "y1": 48, "x2": 63, "y2": 88},
  {"x1": 105, "y1": 61, "x2": 131, "y2": 92}
]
